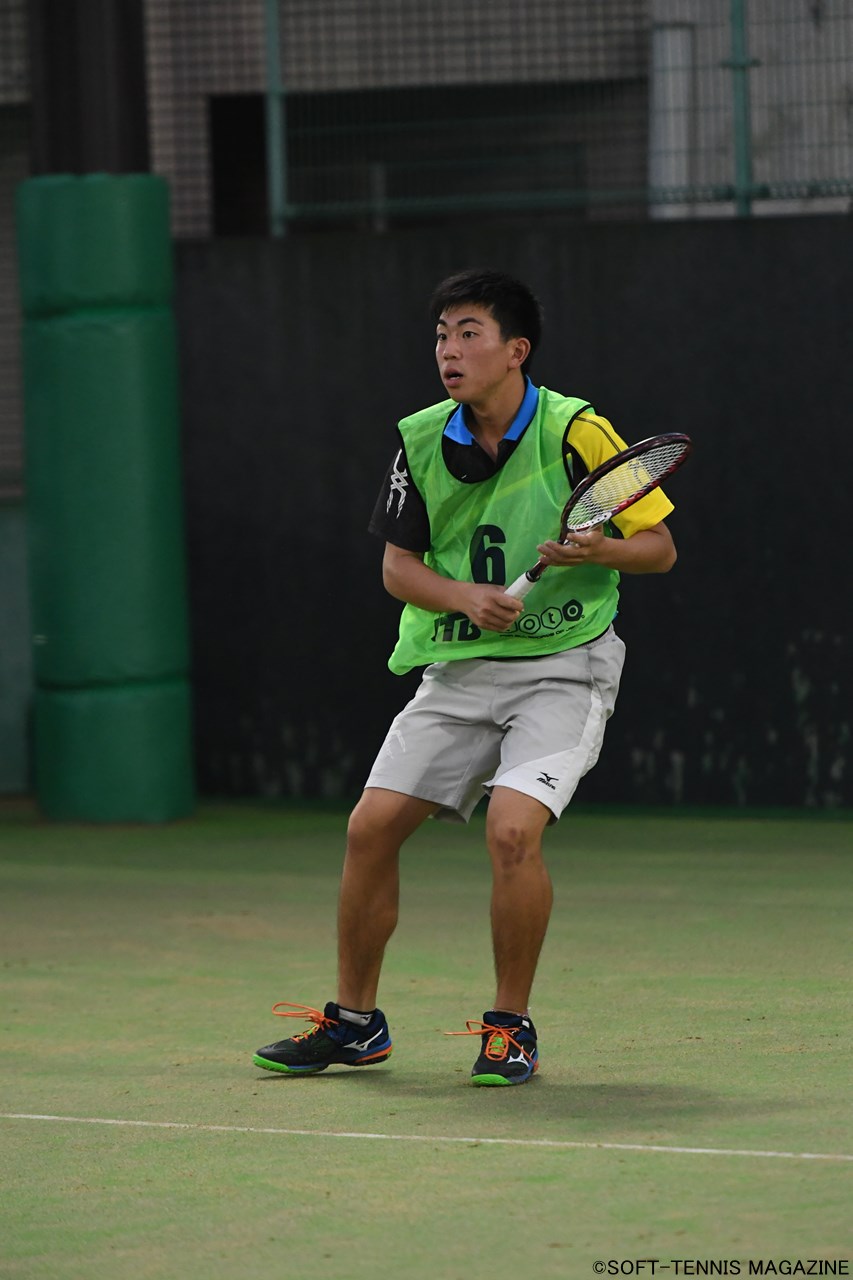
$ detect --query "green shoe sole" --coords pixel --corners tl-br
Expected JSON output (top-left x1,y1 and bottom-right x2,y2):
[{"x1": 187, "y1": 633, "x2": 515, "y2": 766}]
[{"x1": 252, "y1": 1054, "x2": 328, "y2": 1074}]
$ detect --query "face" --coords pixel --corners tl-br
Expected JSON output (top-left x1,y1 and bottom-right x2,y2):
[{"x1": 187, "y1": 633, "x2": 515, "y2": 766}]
[{"x1": 435, "y1": 303, "x2": 529, "y2": 405}]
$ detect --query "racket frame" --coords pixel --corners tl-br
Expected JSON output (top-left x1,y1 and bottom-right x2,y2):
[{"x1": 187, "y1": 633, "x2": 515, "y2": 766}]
[{"x1": 506, "y1": 431, "x2": 692, "y2": 599}]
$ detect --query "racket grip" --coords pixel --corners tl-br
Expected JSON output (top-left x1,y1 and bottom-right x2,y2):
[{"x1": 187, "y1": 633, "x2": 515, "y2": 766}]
[{"x1": 506, "y1": 571, "x2": 536, "y2": 600}]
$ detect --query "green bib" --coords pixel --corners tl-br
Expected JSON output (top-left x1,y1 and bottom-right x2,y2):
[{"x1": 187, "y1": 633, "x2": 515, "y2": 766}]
[{"x1": 388, "y1": 387, "x2": 620, "y2": 674}]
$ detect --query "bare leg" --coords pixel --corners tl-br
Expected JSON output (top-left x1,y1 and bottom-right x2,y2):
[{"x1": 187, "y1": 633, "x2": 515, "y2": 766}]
[
  {"x1": 337, "y1": 787, "x2": 437, "y2": 1010},
  {"x1": 485, "y1": 786, "x2": 554, "y2": 1014}
]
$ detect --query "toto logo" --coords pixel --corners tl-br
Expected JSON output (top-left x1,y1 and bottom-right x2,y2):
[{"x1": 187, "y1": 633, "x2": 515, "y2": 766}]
[{"x1": 513, "y1": 598, "x2": 584, "y2": 635}]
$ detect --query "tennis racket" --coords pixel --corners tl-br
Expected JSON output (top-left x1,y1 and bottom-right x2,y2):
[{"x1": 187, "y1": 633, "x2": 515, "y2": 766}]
[{"x1": 506, "y1": 432, "x2": 692, "y2": 600}]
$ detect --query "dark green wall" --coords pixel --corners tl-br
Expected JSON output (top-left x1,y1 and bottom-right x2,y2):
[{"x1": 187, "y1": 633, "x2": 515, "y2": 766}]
[{"x1": 175, "y1": 216, "x2": 853, "y2": 807}]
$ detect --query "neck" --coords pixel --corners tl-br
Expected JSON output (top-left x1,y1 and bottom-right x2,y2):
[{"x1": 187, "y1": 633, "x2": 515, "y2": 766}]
[{"x1": 466, "y1": 374, "x2": 527, "y2": 455}]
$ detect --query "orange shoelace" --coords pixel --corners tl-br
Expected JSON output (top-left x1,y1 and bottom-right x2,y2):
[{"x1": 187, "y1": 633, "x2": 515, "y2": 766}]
[
  {"x1": 270, "y1": 1001, "x2": 336, "y2": 1042},
  {"x1": 444, "y1": 1020, "x2": 534, "y2": 1064}
]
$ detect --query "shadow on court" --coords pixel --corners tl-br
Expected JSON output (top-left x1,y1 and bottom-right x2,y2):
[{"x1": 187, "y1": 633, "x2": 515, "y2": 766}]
[{"x1": 252, "y1": 1067, "x2": 804, "y2": 1134}]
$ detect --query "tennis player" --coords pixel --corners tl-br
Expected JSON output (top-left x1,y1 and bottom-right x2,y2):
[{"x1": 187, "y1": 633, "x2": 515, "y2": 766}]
[{"x1": 254, "y1": 268, "x2": 677, "y2": 1086}]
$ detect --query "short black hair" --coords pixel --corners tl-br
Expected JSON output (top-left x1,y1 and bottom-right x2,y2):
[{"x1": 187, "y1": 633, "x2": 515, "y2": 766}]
[{"x1": 429, "y1": 268, "x2": 543, "y2": 373}]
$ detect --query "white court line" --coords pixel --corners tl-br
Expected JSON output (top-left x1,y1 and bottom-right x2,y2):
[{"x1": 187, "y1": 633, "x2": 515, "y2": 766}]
[{"x1": 2, "y1": 1114, "x2": 851, "y2": 1163}]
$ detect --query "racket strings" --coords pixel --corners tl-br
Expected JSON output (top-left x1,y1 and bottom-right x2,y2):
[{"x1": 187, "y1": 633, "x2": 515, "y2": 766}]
[{"x1": 569, "y1": 440, "x2": 688, "y2": 530}]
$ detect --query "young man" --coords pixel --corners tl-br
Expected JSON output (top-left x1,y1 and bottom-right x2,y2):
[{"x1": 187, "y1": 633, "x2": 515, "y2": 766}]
[{"x1": 254, "y1": 268, "x2": 677, "y2": 1086}]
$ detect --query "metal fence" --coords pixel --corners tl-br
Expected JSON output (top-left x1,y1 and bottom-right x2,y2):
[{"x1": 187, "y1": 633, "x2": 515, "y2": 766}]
[
  {"x1": 647, "y1": 0, "x2": 853, "y2": 219},
  {"x1": 141, "y1": 0, "x2": 853, "y2": 237}
]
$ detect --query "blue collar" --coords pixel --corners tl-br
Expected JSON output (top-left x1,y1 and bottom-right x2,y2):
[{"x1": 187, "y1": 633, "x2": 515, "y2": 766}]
[{"x1": 444, "y1": 378, "x2": 540, "y2": 445}]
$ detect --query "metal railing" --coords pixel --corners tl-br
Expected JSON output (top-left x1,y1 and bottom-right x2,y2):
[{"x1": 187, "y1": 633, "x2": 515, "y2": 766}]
[{"x1": 248, "y1": 0, "x2": 853, "y2": 236}]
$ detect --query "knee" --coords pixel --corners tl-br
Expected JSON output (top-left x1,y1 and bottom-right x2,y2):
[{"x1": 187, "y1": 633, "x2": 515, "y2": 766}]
[
  {"x1": 346, "y1": 795, "x2": 400, "y2": 863},
  {"x1": 346, "y1": 800, "x2": 382, "y2": 855},
  {"x1": 487, "y1": 820, "x2": 543, "y2": 875}
]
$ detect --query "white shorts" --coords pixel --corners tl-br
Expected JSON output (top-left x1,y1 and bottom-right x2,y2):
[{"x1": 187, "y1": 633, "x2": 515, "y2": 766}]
[{"x1": 365, "y1": 627, "x2": 626, "y2": 823}]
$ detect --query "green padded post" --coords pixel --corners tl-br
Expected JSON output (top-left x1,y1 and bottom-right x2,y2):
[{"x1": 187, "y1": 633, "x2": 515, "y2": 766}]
[{"x1": 17, "y1": 174, "x2": 194, "y2": 821}]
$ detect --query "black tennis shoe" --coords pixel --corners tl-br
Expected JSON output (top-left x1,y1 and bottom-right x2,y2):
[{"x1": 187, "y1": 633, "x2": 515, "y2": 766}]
[
  {"x1": 253, "y1": 1001, "x2": 392, "y2": 1074},
  {"x1": 449, "y1": 1010, "x2": 539, "y2": 1086}
]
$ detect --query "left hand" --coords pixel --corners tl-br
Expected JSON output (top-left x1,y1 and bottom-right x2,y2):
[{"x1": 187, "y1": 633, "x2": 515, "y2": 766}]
[{"x1": 536, "y1": 525, "x2": 607, "y2": 567}]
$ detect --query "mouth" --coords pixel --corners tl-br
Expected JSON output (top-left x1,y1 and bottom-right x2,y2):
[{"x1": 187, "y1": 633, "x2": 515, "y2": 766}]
[{"x1": 444, "y1": 369, "x2": 463, "y2": 388}]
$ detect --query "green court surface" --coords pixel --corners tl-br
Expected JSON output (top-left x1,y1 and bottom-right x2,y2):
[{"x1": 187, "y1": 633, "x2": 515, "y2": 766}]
[{"x1": 1, "y1": 800, "x2": 850, "y2": 1279}]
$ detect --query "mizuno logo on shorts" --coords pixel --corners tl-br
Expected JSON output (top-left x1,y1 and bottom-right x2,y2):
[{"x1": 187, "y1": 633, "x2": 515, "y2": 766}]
[{"x1": 537, "y1": 772, "x2": 558, "y2": 790}]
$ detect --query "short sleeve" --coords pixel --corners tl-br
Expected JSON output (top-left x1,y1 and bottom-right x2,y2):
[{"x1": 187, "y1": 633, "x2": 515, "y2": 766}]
[
  {"x1": 368, "y1": 442, "x2": 432, "y2": 552},
  {"x1": 566, "y1": 412, "x2": 674, "y2": 536}
]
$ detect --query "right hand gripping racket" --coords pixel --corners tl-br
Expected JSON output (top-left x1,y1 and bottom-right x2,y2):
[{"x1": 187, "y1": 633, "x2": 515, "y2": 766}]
[{"x1": 506, "y1": 432, "x2": 692, "y2": 600}]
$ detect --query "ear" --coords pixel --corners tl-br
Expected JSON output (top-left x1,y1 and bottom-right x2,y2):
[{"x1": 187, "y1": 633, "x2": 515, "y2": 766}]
[{"x1": 508, "y1": 336, "x2": 531, "y2": 369}]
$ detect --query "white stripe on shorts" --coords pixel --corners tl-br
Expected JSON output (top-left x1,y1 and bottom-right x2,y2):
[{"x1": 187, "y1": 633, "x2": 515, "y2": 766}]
[
  {"x1": 365, "y1": 629, "x2": 626, "y2": 823},
  {"x1": 486, "y1": 682, "x2": 607, "y2": 820}
]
